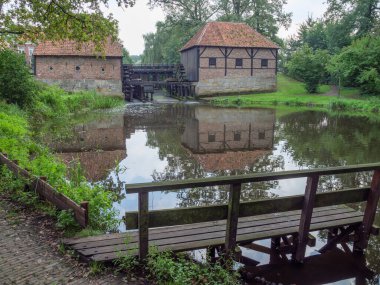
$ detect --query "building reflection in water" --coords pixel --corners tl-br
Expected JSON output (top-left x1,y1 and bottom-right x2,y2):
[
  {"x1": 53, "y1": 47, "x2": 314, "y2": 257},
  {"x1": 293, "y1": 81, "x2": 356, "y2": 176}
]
[
  {"x1": 52, "y1": 114, "x2": 127, "y2": 182},
  {"x1": 181, "y1": 106, "x2": 275, "y2": 171}
]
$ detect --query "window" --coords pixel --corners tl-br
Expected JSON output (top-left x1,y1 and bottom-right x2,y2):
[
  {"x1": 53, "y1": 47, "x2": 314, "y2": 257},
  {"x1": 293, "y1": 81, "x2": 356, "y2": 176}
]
[
  {"x1": 235, "y1": 58, "x2": 243, "y2": 68},
  {"x1": 101, "y1": 67, "x2": 105, "y2": 72},
  {"x1": 49, "y1": 66, "x2": 53, "y2": 70},
  {"x1": 234, "y1": 131, "x2": 241, "y2": 141},
  {"x1": 209, "y1": 57, "x2": 216, "y2": 68},
  {"x1": 17, "y1": 47, "x2": 25, "y2": 54},
  {"x1": 29, "y1": 48, "x2": 34, "y2": 56},
  {"x1": 76, "y1": 66, "x2": 80, "y2": 71},
  {"x1": 208, "y1": 133, "x2": 216, "y2": 142},
  {"x1": 261, "y1": 59, "x2": 268, "y2": 68},
  {"x1": 259, "y1": 131, "x2": 266, "y2": 140}
]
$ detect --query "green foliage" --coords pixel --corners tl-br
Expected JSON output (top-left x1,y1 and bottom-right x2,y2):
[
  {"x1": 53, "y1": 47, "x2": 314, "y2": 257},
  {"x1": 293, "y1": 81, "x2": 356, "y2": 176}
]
[
  {"x1": 286, "y1": 45, "x2": 330, "y2": 93},
  {"x1": 0, "y1": 50, "x2": 38, "y2": 107},
  {"x1": 0, "y1": 94, "x2": 121, "y2": 232},
  {"x1": 89, "y1": 261, "x2": 106, "y2": 275},
  {"x1": 329, "y1": 36, "x2": 380, "y2": 95},
  {"x1": 0, "y1": 0, "x2": 135, "y2": 49},
  {"x1": 325, "y1": 0, "x2": 379, "y2": 38},
  {"x1": 122, "y1": 48, "x2": 133, "y2": 64},
  {"x1": 147, "y1": 249, "x2": 240, "y2": 285}
]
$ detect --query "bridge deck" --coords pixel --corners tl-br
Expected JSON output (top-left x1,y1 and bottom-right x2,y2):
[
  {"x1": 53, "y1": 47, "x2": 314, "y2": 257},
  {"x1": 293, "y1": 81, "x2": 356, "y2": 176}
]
[{"x1": 63, "y1": 204, "x2": 363, "y2": 262}]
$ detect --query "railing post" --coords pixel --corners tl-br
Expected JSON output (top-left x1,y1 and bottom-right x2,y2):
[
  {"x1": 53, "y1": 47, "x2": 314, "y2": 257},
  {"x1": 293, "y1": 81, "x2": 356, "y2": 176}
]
[
  {"x1": 294, "y1": 174, "x2": 319, "y2": 263},
  {"x1": 138, "y1": 191, "x2": 149, "y2": 260},
  {"x1": 80, "y1": 201, "x2": 89, "y2": 227},
  {"x1": 355, "y1": 170, "x2": 380, "y2": 251},
  {"x1": 225, "y1": 183, "x2": 241, "y2": 258}
]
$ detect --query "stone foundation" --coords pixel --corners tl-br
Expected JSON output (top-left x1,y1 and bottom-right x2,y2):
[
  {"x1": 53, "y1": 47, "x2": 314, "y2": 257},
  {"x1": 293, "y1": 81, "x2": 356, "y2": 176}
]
[
  {"x1": 38, "y1": 78, "x2": 123, "y2": 96},
  {"x1": 195, "y1": 74, "x2": 277, "y2": 96}
]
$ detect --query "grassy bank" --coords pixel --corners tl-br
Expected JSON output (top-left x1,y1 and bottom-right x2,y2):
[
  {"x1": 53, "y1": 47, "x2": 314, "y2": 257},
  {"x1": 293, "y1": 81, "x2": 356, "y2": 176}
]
[
  {"x1": 210, "y1": 74, "x2": 380, "y2": 114},
  {"x1": 0, "y1": 86, "x2": 124, "y2": 232}
]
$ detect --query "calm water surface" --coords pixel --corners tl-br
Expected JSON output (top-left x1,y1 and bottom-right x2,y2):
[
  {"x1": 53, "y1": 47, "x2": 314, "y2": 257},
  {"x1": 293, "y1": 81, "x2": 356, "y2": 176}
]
[{"x1": 42, "y1": 103, "x2": 380, "y2": 284}]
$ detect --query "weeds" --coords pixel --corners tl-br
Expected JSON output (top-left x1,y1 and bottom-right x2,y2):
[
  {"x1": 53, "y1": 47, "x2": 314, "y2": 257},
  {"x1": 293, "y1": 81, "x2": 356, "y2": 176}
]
[
  {"x1": 89, "y1": 261, "x2": 106, "y2": 275},
  {"x1": 146, "y1": 248, "x2": 241, "y2": 285},
  {"x1": 114, "y1": 238, "x2": 139, "y2": 280}
]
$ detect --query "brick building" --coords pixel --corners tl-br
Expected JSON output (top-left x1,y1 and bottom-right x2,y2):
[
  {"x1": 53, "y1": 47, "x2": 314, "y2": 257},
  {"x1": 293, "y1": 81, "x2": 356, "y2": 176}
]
[
  {"x1": 181, "y1": 106, "x2": 275, "y2": 171},
  {"x1": 34, "y1": 40, "x2": 123, "y2": 96},
  {"x1": 180, "y1": 22, "x2": 279, "y2": 96}
]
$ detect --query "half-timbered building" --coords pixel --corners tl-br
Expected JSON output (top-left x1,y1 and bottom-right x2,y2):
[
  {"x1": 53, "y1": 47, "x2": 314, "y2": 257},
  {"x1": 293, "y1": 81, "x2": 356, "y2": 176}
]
[{"x1": 180, "y1": 22, "x2": 279, "y2": 96}]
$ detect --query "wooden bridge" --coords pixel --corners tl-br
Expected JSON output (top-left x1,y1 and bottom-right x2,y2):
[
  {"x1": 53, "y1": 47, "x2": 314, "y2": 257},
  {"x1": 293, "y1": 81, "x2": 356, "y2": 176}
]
[
  {"x1": 122, "y1": 64, "x2": 195, "y2": 102},
  {"x1": 64, "y1": 164, "x2": 380, "y2": 265}
]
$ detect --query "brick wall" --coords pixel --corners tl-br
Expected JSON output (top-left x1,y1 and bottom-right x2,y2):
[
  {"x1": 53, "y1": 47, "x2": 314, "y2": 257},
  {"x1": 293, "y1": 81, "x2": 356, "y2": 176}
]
[
  {"x1": 181, "y1": 106, "x2": 275, "y2": 153},
  {"x1": 35, "y1": 56, "x2": 121, "y2": 80},
  {"x1": 35, "y1": 56, "x2": 122, "y2": 95},
  {"x1": 196, "y1": 47, "x2": 277, "y2": 96}
]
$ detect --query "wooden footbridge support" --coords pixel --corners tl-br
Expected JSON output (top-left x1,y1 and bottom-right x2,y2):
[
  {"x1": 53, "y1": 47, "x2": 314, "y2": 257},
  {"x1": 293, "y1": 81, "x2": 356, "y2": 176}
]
[{"x1": 63, "y1": 164, "x2": 380, "y2": 265}]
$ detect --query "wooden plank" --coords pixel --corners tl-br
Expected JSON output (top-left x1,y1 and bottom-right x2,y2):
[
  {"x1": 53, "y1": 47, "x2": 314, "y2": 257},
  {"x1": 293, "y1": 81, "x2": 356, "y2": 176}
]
[
  {"x1": 89, "y1": 216, "x2": 364, "y2": 262},
  {"x1": 138, "y1": 191, "x2": 149, "y2": 260},
  {"x1": 125, "y1": 164, "x2": 380, "y2": 193},
  {"x1": 295, "y1": 174, "x2": 319, "y2": 262},
  {"x1": 76, "y1": 209, "x2": 363, "y2": 256},
  {"x1": 124, "y1": 188, "x2": 369, "y2": 229},
  {"x1": 225, "y1": 183, "x2": 241, "y2": 256},
  {"x1": 75, "y1": 207, "x2": 358, "y2": 252},
  {"x1": 0, "y1": 153, "x2": 31, "y2": 179},
  {"x1": 67, "y1": 205, "x2": 351, "y2": 246},
  {"x1": 355, "y1": 170, "x2": 380, "y2": 250}
]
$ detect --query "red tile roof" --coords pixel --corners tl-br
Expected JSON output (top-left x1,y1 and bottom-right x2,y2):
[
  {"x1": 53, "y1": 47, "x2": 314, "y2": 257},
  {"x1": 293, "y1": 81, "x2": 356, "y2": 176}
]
[
  {"x1": 193, "y1": 150, "x2": 269, "y2": 172},
  {"x1": 181, "y1": 22, "x2": 279, "y2": 51},
  {"x1": 34, "y1": 39, "x2": 123, "y2": 57}
]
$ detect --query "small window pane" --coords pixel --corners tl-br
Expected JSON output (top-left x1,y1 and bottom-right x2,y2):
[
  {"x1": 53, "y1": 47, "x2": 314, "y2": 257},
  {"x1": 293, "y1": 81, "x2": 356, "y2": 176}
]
[
  {"x1": 234, "y1": 132, "x2": 241, "y2": 141},
  {"x1": 209, "y1": 58, "x2": 216, "y2": 67},
  {"x1": 259, "y1": 131, "x2": 265, "y2": 140},
  {"x1": 261, "y1": 59, "x2": 268, "y2": 68},
  {"x1": 76, "y1": 66, "x2": 80, "y2": 71},
  {"x1": 235, "y1": 58, "x2": 243, "y2": 67},
  {"x1": 208, "y1": 133, "x2": 216, "y2": 142}
]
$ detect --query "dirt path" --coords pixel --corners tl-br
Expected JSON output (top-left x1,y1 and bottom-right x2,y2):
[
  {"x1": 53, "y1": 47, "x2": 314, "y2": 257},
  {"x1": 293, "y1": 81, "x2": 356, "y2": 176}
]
[
  {"x1": 0, "y1": 198, "x2": 141, "y2": 285},
  {"x1": 321, "y1": 85, "x2": 339, "y2": 97}
]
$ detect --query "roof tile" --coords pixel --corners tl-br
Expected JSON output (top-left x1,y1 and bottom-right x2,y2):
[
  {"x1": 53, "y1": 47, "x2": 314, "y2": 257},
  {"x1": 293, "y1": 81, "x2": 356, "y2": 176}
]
[
  {"x1": 181, "y1": 22, "x2": 279, "y2": 51},
  {"x1": 34, "y1": 39, "x2": 123, "y2": 57}
]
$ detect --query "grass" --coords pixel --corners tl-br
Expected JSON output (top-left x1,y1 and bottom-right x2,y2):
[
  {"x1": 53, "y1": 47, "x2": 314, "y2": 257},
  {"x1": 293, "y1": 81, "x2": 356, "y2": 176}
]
[
  {"x1": 210, "y1": 74, "x2": 380, "y2": 115},
  {"x1": 0, "y1": 85, "x2": 125, "y2": 233}
]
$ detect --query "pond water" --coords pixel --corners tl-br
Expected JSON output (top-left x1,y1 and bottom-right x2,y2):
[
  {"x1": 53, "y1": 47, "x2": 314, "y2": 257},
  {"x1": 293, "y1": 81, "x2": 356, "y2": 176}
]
[{"x1": 41, "y1": 103, "x2": 380, "y2": 284}]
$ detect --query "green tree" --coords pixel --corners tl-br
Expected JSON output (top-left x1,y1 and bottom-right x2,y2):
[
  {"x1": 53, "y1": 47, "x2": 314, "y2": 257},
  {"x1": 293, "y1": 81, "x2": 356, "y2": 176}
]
[
  {"x1": 122, "y1": 48, "x2": 133, "y2": 64},
  {"x1": 286, "y1": 45, "x2": 330, "y2": 93},
  {"x1": 0, "y1": 0, "x2": 135, "y2": 49},
  {"x1": 0, "y1": 49, "x2": 37, "y2": 107},
  {"x1": 329, "y1": 36, "x2": 380, "y2": 95},
  {"x1": 217, "y1": 0, "x2": 292, "y2": 40},
  {"x1": 325, "y1": 0, "x2": 380, "y2": 38}
]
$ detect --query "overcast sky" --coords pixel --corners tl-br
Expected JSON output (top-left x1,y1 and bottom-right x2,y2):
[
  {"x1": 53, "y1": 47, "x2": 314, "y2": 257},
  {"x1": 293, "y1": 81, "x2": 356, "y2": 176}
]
[{"x1": 103, "y1": 0, "x2": 328, "y2": 55}]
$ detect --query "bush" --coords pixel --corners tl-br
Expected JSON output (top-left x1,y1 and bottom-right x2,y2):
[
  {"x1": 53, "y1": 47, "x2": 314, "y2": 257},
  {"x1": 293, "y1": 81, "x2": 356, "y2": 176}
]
[
  {"x1": 0, "y1": 50, "x2": 39, "y2": 107},
  {"x1": 286, "y1": 45, "x2": 330, "y2": 93},
  {"x1": 329, "y1": 36, "x2": 380, "y2": 95}
]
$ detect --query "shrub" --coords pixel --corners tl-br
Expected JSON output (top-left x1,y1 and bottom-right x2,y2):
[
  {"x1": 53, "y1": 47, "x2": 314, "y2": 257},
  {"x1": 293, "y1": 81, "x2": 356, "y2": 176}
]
[
  {"x1": 0, "y1": 50, "x2": 39, "y2": 107},
  {"x1": 329, "y1": 36, "x2": 380, "y2": 95},
  {"x1": 286, "y1": 45, "x2": 330, "y2": 93}
]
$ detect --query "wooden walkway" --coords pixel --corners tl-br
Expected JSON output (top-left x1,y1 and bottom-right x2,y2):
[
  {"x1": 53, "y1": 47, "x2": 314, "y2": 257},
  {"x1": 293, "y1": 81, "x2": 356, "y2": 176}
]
[{"x1": 64, "y1": 164, "x2": 380, "y2": 264}]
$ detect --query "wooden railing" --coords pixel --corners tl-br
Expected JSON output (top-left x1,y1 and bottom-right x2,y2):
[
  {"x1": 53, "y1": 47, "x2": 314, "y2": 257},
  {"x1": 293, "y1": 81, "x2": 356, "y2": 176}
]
[
  {"x1": 0, "y1": 153, "x2": 89, "y2": 227},
  {"x1": 125, "y1": 163, "x2": 380, "y2": 261}
]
